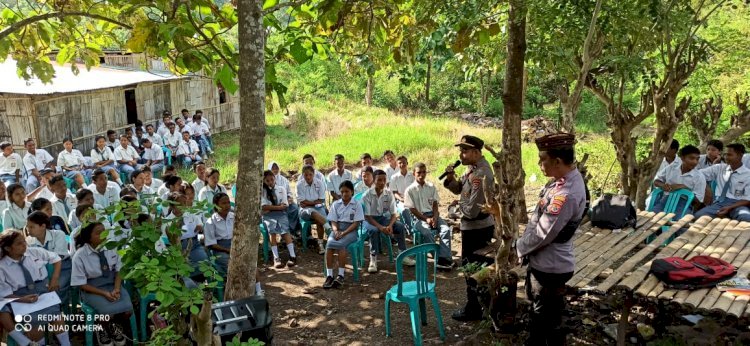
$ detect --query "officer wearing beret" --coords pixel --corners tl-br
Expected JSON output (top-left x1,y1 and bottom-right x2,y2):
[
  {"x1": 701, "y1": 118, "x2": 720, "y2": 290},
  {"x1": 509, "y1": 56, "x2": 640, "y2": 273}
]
[
  {"x1": 443, "y1": 135, "x2": 496, "y2": 321},
  {"x1": 518, "y1": 133, "x2": 587, "y2": 345}
]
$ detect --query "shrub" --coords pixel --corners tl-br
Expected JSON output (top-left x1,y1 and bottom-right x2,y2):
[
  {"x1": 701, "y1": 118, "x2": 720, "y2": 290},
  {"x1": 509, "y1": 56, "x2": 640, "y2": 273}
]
[{"x1": 485, "y1": 98, "x2": 504, "y2": 118}]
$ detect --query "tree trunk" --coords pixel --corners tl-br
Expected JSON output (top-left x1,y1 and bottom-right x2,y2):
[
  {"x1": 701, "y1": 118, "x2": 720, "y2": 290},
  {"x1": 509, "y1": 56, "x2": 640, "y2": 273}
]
[
  {"x1": 425, "y1": 56, "x2": 431, "y2": 104},
  {"x1": 365, "y1": 74, "x2": 373, "y2": 106},
  {"x1": 479, "y1": 69, "x2": 486, "y2": 108},
  {"x1": 225, "y1": 0, "x2": 265, "y2": 301},
  {"x1": 719, "y1": 94, "x2": 750, "y2": 145}
]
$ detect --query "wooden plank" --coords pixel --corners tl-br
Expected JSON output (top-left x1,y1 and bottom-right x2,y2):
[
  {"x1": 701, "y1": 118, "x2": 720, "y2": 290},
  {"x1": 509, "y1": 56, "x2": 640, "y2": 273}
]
[
  {"x1": 575, "y1": 230, "x2": 632, "y2": 271},
  {"x1": 575, "y1": 228, "x2": 614, "y2": 258},
  {"x1": 596, "y1": 215, "x2": 694, "y2": 294},
  {"x1": 716, "y1": 221, "x2": 750, "y2": 317},
  {"x1": 572, "y1": 212, "x2": 671, "y2": 288}
]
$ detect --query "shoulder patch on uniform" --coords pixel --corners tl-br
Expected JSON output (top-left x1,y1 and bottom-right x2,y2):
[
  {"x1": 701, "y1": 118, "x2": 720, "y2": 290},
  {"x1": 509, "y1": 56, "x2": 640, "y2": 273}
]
[{"x1": 546, "y1": 195, "x2": 567, "y2": 215}]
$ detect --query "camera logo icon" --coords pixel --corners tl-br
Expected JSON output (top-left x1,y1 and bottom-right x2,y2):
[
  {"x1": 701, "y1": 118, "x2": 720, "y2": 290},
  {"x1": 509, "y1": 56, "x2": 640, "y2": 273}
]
[{"x1": 14, "y1": 314, "x2": 32, "y2": 332}]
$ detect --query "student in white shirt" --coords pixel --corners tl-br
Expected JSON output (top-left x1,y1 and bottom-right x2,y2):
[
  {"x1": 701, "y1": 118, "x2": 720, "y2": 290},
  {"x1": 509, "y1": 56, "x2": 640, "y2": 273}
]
[
  {"x1": 141, "y1": 138, "x2": 165, "y2": 175},
  {"x1": 128, "y1": 169, "x2": 154, "y2": 202},
  {"x1": 114, "y1": 135, "x2": 143, "y2": 177},
  {"x1": 656, "y1": 139, "x2": 682, "y2": 176},
  {"x1": 297, "y1": 165, "x2": 333, "y2": 254},
  {"x1": 197, "y1": 168, "x2": 227, "y2": 205},
  {"x1": 22, "y1": 138, "x2": 56, "y2": 191},
  {"x1": 190, "y1": 114, "x2": 214, "y2": 156},
  {"x1": 261, "y1": 171, "x2": 297, "y2": 269},
  {"x1": 25, "y1": 168, "x2": 56, "y2": 202},
  {"x1": 175, "y1": 117, "x2": 187, "y2": 134},
  {"x1": 176, "y1": 131, "x2": 201, "y2": 167},
  {"x1": 181, "y1": 109, "x2": 193, "y2": 125},
  {"x1": 90, "y1": 135, "x2": 123, "y2": 185},
  {"x1": 164, "y1": 192, "x2": 209, "y2": 278},
  {"x1": 143, "y1": 165, "x2": 163, "y2": 193},
  {"x1": 144, "y1": 124, "x2": 164, "y2": 147},
  {"x1": 652, "y1": 145, "x2": 707, "y2": 216},
  {"x1": 0, "y1": 141, "x2": 22, "y2": 185},
  {"x1": 390, "y1": 155, "x2": 416, "y2": 226},
  {"x1": 0, "y1": 182, "x2": 7, "y2": 213},
  {"x1": 157, "y1": 112, "x2": 173, "y2": 138},
  {"x1": 354, "y1": 166, "x2": 375, "y2": 196},
  {"x1": 25, "y1": 211, "x2": 72, "y2": 312},
  {"x1": 204, "y1": 193, "x2": 234, "y2": 278},
  {"x1": 105, "y1": 130, "x2": 119, "y2": 152},
  {"x1": 194, "y1": 110, "x2": 214, "y2": 149},
  {"x1": 696, "y1": 143, "x2": 750, "y2": 222},
  {"x1": 327, "y1": 154, "x2": 354, "y2": 201},
  {"x1": 162, "y1": 123, "x2": 182, "y2": 153},
  {"x1": 58, "y1": 137, "x2": 91, "y2": 188},
  {"x1": 2, "y1": 183, "x2": 30, "y2": 229},
  {"x1": 88, "y1": 169, "x2": 120, "y2": 209},
  {"x1": 48, "y1": 174, "x2": 77, "y2": 220},
  {"x1": 302, "y1": 154, "x2": 327, "y2": 186},
  {"x1": 191, "y1": 161, "x2": 207, "y2": 194},
  {"x1": 124, "y1": 127, "x2": 139, "y2": 150},
  {"x1": 698, "y1": 139, "x2": 724, "y2": 170},
  {"x1": 321, "y1": 180, "x2": 364, "y2": 289},
  {"x1": 382, "y1": 150, "x2": 398, "y2": 182},
  {"x1": 355, "y1": 153, "x2": 374, "y2": 183}
]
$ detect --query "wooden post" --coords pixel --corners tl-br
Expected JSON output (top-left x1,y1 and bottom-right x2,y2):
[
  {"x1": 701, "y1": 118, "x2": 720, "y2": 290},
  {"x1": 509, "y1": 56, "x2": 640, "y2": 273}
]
[{"x1": 617, "y1": 295, "x2": 633, "y2": 346}]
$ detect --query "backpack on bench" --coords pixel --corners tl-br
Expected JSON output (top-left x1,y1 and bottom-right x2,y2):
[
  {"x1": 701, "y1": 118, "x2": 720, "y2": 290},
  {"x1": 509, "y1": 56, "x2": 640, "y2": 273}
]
[
  {"x1": 589, "y1": 194, "x2": 637, "y2": 230},
  {"x1": 650, "y1": 256, "x2": 737, "y2": 290}
]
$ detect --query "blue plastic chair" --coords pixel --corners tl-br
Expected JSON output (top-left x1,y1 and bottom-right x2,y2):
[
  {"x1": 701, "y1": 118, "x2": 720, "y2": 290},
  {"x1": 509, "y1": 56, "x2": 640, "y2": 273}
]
[
  {"x1": 82, "y1": 301, "x2": 138, "y2": 345},
  {"x1": 300, "y1": 219, "x2": 312, "y2": 252},
  {"x1": 163, "y1": 147, "x2": 173, "y2": 166},
  {"x1": 321, "y1": 227, "x2": 364, "y2": 282},
  {"x1": 646, "y1": 188, "x2": 665, "y2": 212},
  {"x1": 260, "y1": 222, "x2": 270, "y2": 263},
  {"x1": 138, "y1": 290, "x2": 157, "y2": 341},
  {"x1": 384, "y1": 243, "x2": 445, "y2": 345}
]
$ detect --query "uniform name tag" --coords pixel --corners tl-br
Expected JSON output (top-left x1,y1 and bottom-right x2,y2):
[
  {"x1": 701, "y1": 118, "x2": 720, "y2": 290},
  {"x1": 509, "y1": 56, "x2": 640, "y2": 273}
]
[{"x1": 349, "y1": 212, "x2": 354, "y2": 221}]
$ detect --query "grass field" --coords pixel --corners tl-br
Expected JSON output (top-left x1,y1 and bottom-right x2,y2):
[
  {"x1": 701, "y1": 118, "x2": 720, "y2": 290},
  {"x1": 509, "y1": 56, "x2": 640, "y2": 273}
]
[{"x1": 187, "y1": 99, "x2": 621, "y2": 194}]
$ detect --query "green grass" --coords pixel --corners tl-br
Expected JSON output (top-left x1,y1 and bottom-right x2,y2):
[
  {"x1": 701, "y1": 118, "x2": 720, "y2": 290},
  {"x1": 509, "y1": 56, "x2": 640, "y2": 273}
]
[{"x1": 193, "y1": 99, "x2": 621, "y2": 194}]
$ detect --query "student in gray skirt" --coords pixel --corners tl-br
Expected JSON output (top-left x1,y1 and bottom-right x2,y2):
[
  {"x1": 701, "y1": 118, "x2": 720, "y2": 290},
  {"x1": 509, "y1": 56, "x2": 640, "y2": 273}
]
[
  {"x1": 262, "y1": 170, "x2": 297, "y2": 269},
  {"x1": 322, "y1": 180, "x2": 364, "y2": 289}
]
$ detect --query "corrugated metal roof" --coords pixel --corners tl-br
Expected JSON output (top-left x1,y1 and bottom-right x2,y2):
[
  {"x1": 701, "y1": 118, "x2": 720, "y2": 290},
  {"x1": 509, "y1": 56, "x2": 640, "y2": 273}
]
[{"x1": 0, "y1": 59, "x2": 183, "y2": 95}]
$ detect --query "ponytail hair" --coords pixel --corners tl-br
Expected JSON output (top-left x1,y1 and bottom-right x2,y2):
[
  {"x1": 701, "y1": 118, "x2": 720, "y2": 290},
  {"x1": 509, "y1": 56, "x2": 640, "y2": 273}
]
[{"x1": 262, "y1": 170, "x2": 277, "y2": 206}]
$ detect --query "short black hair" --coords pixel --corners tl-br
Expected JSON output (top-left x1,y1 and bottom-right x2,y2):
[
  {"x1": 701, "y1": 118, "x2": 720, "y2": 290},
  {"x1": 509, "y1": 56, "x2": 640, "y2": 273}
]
[
  {"x1": 106, "y1": 129, "x2": 116, "y2": 136},
  {"x1": 727, "y1": 143, "x2": 746, "y2": 155},
  {"x1": 546, "y1": 148, "x2": 576, "y2": 165},
  {"x1": 679, "y1": 145, "x2": 700, "y2": 157},
  {"x1": 181, "y1": 109, "x2": 189, "y2": 113},
  {"x1": 707, "y1": 139, "x2": 724, "y2": 152},
  {"x1": 373, "y1": 169, "x2": 386, "y2": 177},
  {"x1": 95, "y1": 135, "x2": 106, "y2": 142},
  {"x1": 23, "y1": 138, "x2": 35, "y2": 145},
  {"x1": 120, "y1": 186, "x2": 137, "y2": 198},
  {"x1": 669, "y1": 139, "x2": 680, "y2": 151},
  {"x1": 6, "y1": 183, "x2": 24, "y2": 199},
  {"x1": 92, "y1": 168, "x2": 107, "y2": 181},
  {"x1": 49, "y1": 174, "x2": 65, "y2": 186},
  {"x1": 74, "y1": 222, "x2": 102, "y2": 249},
  {"x1": 0, "y1": 142, "x2": 12, "y2": 150},
  {"x1": 27, "y1": 211, "x2": 51, "y2": 229},
  {"x1": 30, "y1": 198, "x2": 51, "y2": 213},
  {"x1": 75, "y1": 188, "x2": 93, "y2": 202},
  {"x1": 360, "y1": 153, "x2": 372, "y2": 160},
  {"x1": 339, "y1": 180, "x2": 354, "y2": 192},
  {"x1": 75, "y1": 204, "x2": 93, "y2": 218},
  {"x1": 302, "y1": 154, "x2": 314, "y2": 161}
]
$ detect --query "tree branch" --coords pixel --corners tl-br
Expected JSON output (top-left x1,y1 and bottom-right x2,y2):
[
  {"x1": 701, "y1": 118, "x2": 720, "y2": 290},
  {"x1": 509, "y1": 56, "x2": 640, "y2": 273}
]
[
  {"x1": 0, "y1": 11, "x2": 132, "y2": 41},
  {"x1": 185, "y1": 0, "x2": 238, "y2": 74}
]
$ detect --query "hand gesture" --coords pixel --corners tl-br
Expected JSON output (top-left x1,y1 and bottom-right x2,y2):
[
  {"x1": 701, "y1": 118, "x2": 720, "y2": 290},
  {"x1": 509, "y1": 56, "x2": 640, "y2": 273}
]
[
  {"x1": 334, "y1": 231, "x2": 343, "y2": 240},
  {"x1": 21, "y1": 294, "x2": 38, "y2": 303},
  {"x1": 112, "y1": 288, "x2": 121, "y2": 300},
  {"x1": 103, "y1": 292, "x2": 117, "y2": 302},
  {"x1": 48, "y1": 279, "x2": 60, "y2": 292},
  {"x1": 718, "y1": 207, "x2": 731, "y2": 217}
]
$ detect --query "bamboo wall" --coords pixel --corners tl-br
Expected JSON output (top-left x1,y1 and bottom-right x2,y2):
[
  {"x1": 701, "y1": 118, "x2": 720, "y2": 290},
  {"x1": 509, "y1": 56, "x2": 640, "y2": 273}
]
[{"x1": 0, "y1": 95, "x2": 36, "y2": 149}]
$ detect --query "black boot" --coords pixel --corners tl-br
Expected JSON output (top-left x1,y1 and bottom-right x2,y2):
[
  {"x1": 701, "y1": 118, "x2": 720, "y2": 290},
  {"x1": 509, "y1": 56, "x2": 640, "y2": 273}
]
[{"x1": 452, "y1": 283, "x2": 483, "y2": 321}]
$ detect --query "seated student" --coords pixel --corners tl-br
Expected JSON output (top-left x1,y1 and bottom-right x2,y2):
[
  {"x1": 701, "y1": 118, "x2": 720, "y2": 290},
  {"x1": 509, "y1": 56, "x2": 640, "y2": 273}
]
[
  {"x1": 354, "y1": 166, "x2": 375, "y2": 196},
  {"x1": 204, "y1": 193, "x2": 234, "y2": 278},
  {"x1": 71, "y1": 222, "x2": 133, "y2": 346},
  {"x1": 297, "y1": 165, "x2": 333, "y2": 254},
  {"x1": 192, "y1": 161, "x2": 207, "y2": 193},
  {"x1": 142, "y1": 138, "x2": 165, "y2": 175},
  {"x1": 744, "y1": 152, "x2": 750, "y2": 169},
  {"x1": 91, "y1": 135, "x2": 124, "y2": 185},
  {"x1": 194, "y1": 110, "x2": 214, "y2": 149},
  {"x1": 657, "y1": 139, "x2": 682, "y2": 176},
  {"x1": 124, "y1": 127, "x2": 139, "y2": 150},
  {"x1": 695, "y1": 143, "x2": 750, "y2": 222},
  {"x1": 699, "y1": 139, "x2": 724, "y2": 169},
  {"x1": 144, "y1": 124, "x2": 164, "y2": 147},
  {"x1": 164, "y1": 164, "x2": 177, "y2": 177},
  {"x1": 23, "y1": 138, "x2": 56, "y2": 191},
  {"x1": 88, "y1": 169, "x2": 121, "y2": 209},
  {"x1": 302, "y1": 154, "x2": 326, "y2": 185},
  {"x1": 161, "y1": 175, "x2": 183, "y2": 201},
  {"x1": 175, "y1": 117, "x2": 187, "y2": 134},
  {"x1": 48, "y1": 174, "x2": 78, "y2": 220},
  {"x1": 181, "y1": 181, "x2": 198, "y2": 207},
  {"x1": 176, "y1": 131, "x2": 201, "y2": 167},
  {"x1": 69, "y1": 189, "x2": 99, "y2": 230},
  {"x1": 390, "y1": 155, "x2": 415, "y2": 226},
  {"x1": 652, "y1": 145, "x2": 707, "y2": 215},
  {"x1": 58, "y1": 137, "x2": 91, "y2": 188},
  {"x1": 162, "y1": 122, "x2": 182, "y2": 156},
  {"x1": 157, "y1": 111, "x2": 173, "y2": 138},
  {"x1": 268, "y1": 162, "x2": 299, "y2": 232},
  {"x1": 363, "y1": 169, "x2": 414, "y2": 273},
  {"x1": 30, "y1": 198, "x2": 70, "y2": 235},
  {"x1": 128, "y1": 168, "x2": 154, "y2": 202},
  {"x1": 114, "y1": 134, "x2": 143, "y2": 176},
  {"x1": 322, "y1": 181, "x2": 364, "y2": 289},
  {"x1": 143, "y1": 165, "x2": 163, "y2": 193},
  {"x1": 181, "y1": 109, "x2": 192, "y2": 125},
  {"x1": 261, "y1": 170, "x2": 297, "y2": 268},
  {"x1": 26, "y1": 168, "x2": 56, "y2": 202},
  {"x1": 0, "y1": 183, "x2": 6, "y2": 212},
  {"x1": 105, "y1": 129, "x2": 118, "y2": 152},
  {"x1": 382, "y1": 150, "x2": 398, "y2": 182},
  {"x1": 198, "y1": 168, "x2": 227, "y2": 204},
  {"x1": 134, "y1": 127, "x2": 147, "y2": 155},
  {"x1": 25, "y1": 211, "x2": 72, "y2": 312},
  {"x1": 327, "y1": 154, "x2": 354, "y2": 201},
  {"x1": 2, "y1": 183, "x2": 30, "y2": 229},
  {"x1": 0, "y1": 141, "x2": 22, "y2": 186},
  {"x1": 0, "y1": 230, "x2": 72, "y2": 346},
  {"x1": 164, "y1": 192, "x2": 209, "y2": 280},
  {"x1": 356, "y1": 153, "x2": 374, "y2": 182},
  {"x1": 405, "y1": 162, "x2": 454, "y2": 270},
  {"x1": 190, "y1": 114, "x2": 214, "y2": 156}
]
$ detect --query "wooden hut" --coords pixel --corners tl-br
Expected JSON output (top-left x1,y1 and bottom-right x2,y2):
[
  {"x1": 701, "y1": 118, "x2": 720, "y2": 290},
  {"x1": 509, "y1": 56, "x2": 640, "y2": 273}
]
[{"x1": 0, "y1": 58, "x2": 240, "y2": 156}]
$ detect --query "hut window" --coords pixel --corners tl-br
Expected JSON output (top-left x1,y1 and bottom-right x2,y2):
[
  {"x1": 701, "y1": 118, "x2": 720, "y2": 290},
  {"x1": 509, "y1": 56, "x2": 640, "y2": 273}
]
[{"x1": 219, "y1": 85, "x2": 227, "y2": 104}]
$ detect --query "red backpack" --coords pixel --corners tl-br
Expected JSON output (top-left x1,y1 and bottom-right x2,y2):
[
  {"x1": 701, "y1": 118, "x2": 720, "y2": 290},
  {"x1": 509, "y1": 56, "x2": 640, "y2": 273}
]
[{"x1": 650, "y1": 256, "x2": 737, "y2": 290}]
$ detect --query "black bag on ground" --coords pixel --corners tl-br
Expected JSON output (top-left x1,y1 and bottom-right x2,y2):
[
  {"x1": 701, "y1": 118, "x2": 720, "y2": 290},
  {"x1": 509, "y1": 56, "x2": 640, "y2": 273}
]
[
  {"x1": 589, "y1": 194, "x2": 637, "y2": 229},
  {"x1": 212, "y1": 296, "x2": 273, "y2": 344}
]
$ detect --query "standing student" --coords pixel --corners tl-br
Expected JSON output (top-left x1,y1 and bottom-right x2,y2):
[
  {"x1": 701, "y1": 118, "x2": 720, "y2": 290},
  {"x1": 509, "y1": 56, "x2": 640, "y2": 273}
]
[
  {"x1": 204, "y1": 193, "x2": 234, "y2": 278},
  {"x1": 25, "y1": 211, "x2": 72, "y2": 313},
  {"x1": 91, "y1": 135, "x2": 124, "y2": 185},
  {"x1": 2, "y1": 183, "x2": 30, "y2": 229},
  {"x1": 0, "y1": 142, "x2": 22, "y2": 185},
  {"x1": 363, "y1": 169, "x2": 414, "y2": 274},
  {"x1": 327, "y1": 154, "x2": 354, "y2": 201},
  {"x1": 652, "y1": 145, "x2": 707, "y2": 215},
  {"x1": 197, "y1": 168, "x2": 227, "y2": 204},
  {"x1": 0, "y1": 230, "x2": 71, "y2": 346},
  {"x1": 22, "y1": 138, "x2": 56, "y2": 191},
  {"x1": 297, "y1": 165, "x2": 333, "y2": 254},
  {"x1": 71, "y1": 222, "x2": 133, "y2": 346},
  {"x1": 261, "y1": 171, "x2": 297, "y2": 268},
  {"x1": 405, "y1": 163, "x2": 453, "y2": 270},
  {"x1": 322, "y1": 181, "x2": 363, "y2": 289},
  {"x1": 141, "y1": 138, "x2": 165, "y2": 175},
  {"x1": 268, "y1": 162, "x2": 299, "y2": 232},
  {"x1": 57, "y1": 138, "x2": 91, "y2": 188},
  {"x1": 696, "y1": 143, "x2": 750, "y2": 222},
  {"x1": 48, "y1": 174, "x2": 78, "y2": 220},
  {"x1": 114, "y1": 134, "x2": 143, "y2": 176}
]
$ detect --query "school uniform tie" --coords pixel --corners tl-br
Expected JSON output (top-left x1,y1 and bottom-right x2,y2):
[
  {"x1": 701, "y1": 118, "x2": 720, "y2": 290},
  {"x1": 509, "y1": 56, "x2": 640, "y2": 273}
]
[
  {"x1": 97, "y1": 250, "x2": 113, "y2": 279},
  {"x1": 719, "y1": 171, "x2": 736, "y2": 203},
  {"x1": 19, "y1": 257, "x2": 35, "y2": 290},
  {"x1": 63, "y1": 200, "x2": 71, "y2": 217}
]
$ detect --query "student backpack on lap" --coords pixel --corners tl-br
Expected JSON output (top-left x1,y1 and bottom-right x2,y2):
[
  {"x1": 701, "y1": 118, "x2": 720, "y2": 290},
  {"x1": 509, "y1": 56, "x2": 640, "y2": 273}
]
[
  {"x1": 589, "y1": 194, "x2": 637, "y2": 229},
  {"x1": 650, "y1": 256, "x2": 737, "y2": 290}
]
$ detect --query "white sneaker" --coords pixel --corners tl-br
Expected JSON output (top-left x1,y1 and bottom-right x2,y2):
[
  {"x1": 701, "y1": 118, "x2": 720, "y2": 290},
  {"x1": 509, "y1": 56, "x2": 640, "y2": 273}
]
[
  {"x1": 368, "y1": 257, "x2": 378, "y2": 273},
  {"x1": 256, "y1": 289, "x2": 265, "y2": 297},
  {"x1": 401, "y1": 255, "x2": 416, "y2": 267}
]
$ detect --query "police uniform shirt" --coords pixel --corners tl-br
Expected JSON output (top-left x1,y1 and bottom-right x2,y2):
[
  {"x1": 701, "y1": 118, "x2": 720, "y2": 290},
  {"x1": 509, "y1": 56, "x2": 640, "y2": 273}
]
[
  {"x1": 204, "y1": 211, "x2": 235, "y2": 247},
  {"x1": 404, "y1": 181, "x2": 440, "y2": 214},
  {"x1": 261, "y1": 185, "x2": 288, "y2": 207},
  {"x1": 297, "y1": 179, "x2": 326, "y2": 203},
  {"x1": 176, "y1": 139, "x2": 199, "y2": 156},
  {"x1": 327, "y1": 169, "x2": 354, "y2": 194},
  {"x1": 143, "y1": 145, "x2": 165, "y2": 162},
  {"x1": 517, "y1": 169, "x2": 587, "y2": 274},
  {"x1": 90, "y1": 146, "x2": 115, "y2": 164},
  {"x1": 657, "y1": 157, "x2": 682, "y2": 177},
  {"x1": 114, "y1": 145, "x2": 140, "y2": 162},
  {"x1": 700, "y1": 163, "x2": 750, "y2": 201},
  {"x1": 0, "y1": 153, "x2": 22, "y2": 176},
  {"x1": 445, "y1": 157, "x2": 495, "y2": 230},
  {"x1": 57, "y1": 149, "x2": 85, "y2": 168},
  {"x1": 87, "y1": 184, "x2": 121, "y2": 209},
  {"x1": 654, "y1": 162, "x2": 707, "y2": 203},
  {"x1": 0, "y1": 247, "x2": 61, "y2": 297},
  {"x1": 362, "y1": 187, "x2": 397, "y2": 218},
  {"x1": 198, "y1": 184, "x2": 227, "y2": 203},
  {"x1": 23, "y1": 149, "x2": 54, "y2": 172},
  {"x1": 163, "y1": 130, "x2": 182, "y2": 147},
  {"x1": 390, "y1": 171, "x2": 415, "y2": 196},
  {"x1": 51, "y1": 192, "x2": 78, "y2": 220},
  {"x1": 698, "y1": 154, "x2": 722, "y2": 170},
  {"x1": 71, "y1": 244, "x2": 122, "y2": 286},
  {"x1": 27, "y1": 229, "x2": 70, "y2": 259},
  {"x1": 2, "y1": 201, "x2": 31, "y2": 229},
  {"x1": 328, "y1": 198, "x2": 365, "y2": 225}
]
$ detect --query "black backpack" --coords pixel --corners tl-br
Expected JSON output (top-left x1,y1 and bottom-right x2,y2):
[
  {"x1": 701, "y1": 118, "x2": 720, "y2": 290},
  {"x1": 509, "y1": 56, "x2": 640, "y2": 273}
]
[{"x1": 589, "y1": 194, "x2": 637, "y2": 229}]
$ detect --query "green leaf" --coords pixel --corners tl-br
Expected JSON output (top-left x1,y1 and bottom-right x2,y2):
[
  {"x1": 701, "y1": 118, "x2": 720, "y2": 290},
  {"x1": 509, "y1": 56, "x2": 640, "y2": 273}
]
[
  {"x1": 289, "y1": 41, "x2": 310, "y2": 64},
  {"x1": 190, "y1": 305, "x2": 200, "y2": 315},
  {"x1": 216, "y1": 64, "x2": 238, "y2": 94},
  {"x1": 263, "y1": 0, "x2": 279, "y2": 10},
  {"x1": 56, "y1": 46, "x2": 74, "y2": 65}
]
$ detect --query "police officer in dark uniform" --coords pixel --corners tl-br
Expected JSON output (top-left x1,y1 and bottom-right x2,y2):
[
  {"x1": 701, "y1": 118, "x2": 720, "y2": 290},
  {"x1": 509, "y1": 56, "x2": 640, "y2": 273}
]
[
  {"x1": 517, "y1": 133, "x2": 587, "y2": 345},
  {"x1": 443, "y1": 135, "x2": 496, "y2": 321}
]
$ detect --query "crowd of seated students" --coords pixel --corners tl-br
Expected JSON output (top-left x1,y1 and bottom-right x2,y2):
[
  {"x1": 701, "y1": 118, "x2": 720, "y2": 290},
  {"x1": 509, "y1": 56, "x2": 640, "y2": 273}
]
[{"x1": 651, "y1": 139, "x2": 750, "y2": 223}]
